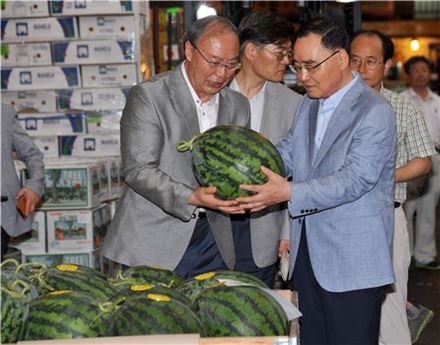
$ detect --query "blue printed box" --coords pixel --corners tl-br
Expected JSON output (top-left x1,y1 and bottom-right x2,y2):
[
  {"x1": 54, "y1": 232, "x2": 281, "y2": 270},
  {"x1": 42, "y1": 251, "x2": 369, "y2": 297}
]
[
  {"x1": 57, "y1": 88, "x2": 129, "y2": 111},
  {"x1": 17, "y1": 112, "x2": 86, "y2": 137},
  {"x1": 1, "y1": 17, "x2": 77, "y2": 42},
  {"x1": 50, "y1": 0, "x2": 138, "y2": 16},
  {"x1": 1, "y1": 66, "x2": 80, "y2": 91}
]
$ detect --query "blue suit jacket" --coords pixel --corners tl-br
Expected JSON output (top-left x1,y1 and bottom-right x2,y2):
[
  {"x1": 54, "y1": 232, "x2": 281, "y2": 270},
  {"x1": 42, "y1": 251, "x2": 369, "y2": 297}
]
[{"x1": 277, "y1": 77, "x2": 396, "y2": 292}]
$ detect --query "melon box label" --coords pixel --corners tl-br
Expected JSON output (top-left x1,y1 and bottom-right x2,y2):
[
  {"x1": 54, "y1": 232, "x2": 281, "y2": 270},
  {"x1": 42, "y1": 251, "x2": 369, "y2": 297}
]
[
  {"x1": 1, "y1": 42, "x2": 52, "y2": 68},
  {"x1": 2, "y1": 90, "x2": 58, "y2": 112}
]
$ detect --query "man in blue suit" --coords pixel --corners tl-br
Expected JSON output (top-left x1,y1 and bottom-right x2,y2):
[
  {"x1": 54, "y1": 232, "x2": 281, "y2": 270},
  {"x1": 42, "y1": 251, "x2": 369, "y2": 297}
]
[{"x1": 237, "y1": 17, "x2": 396, "y2": 344}]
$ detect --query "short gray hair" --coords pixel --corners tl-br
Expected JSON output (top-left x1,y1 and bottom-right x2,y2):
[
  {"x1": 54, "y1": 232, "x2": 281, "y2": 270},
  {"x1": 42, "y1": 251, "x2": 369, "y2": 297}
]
[{"x1": 184, "y1": 15, "x2": 239, "y2": 46}]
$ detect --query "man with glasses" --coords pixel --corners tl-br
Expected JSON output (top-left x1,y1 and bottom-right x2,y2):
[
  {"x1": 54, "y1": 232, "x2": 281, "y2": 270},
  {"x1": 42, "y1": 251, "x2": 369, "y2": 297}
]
[
  {"x1": 103, "y1": 16, "x2": 250, "y2": 277},
  {"x1": 236, "y1": 17, "x2": 396, "y2": 344},
  {"x1": 227, "y1": 11, "x2": 302, "y2": 286},
  {"x1": 350, "y1": 30, "x2": 435, "y2": 345}
]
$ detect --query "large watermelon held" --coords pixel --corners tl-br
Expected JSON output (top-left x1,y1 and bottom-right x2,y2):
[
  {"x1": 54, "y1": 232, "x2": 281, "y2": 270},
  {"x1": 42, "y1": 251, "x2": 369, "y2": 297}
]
[{"x1": 177, "y1": 125, "x2": 285, "y2": 200}]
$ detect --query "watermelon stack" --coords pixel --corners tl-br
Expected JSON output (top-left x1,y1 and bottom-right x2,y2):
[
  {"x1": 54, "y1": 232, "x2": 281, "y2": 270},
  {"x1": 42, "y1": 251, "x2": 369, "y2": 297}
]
[
  {"x1": 114, "y1": 265, "x2": 185, "y2": 288},
  {"x1": 193, "y1": 285, "x2": 289, "y2": 337},
  {"x1": 177, "y1": 125, "x2": 285, "y2": 200}
]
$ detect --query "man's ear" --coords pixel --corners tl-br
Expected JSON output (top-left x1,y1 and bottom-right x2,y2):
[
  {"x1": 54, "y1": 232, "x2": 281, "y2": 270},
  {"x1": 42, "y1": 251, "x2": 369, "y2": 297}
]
[
  {"x1": 384, "y1": 58, "x2": 392, "y2": 76},
  {"x1": 185, "y1": 41, "x2": 194, "y2": 61},
  {"x1": 338, "y1": 49, "x2": 350, "y2": 70},
  {"x1": 244, "y1": 42, "x2": 257, "y2": 62}
]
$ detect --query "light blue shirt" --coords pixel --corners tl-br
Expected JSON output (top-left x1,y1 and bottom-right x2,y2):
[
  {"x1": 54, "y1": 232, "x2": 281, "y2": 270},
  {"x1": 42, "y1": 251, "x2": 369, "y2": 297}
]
[{"x1": 315, "y1": 73, "x2": 360, "y2": 150}]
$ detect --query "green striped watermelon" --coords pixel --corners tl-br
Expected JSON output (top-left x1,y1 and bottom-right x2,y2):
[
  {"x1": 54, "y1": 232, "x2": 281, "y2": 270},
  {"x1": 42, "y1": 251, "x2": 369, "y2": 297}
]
[
  {"x1": 41, "y1": 264, "x2": 114, "y2": 301},
  {"x1": 115, "y1": 265, "x2": 185, "y2": 288},
  {"x1": 177, "y1": 270, "x2": 268, "y2": 305},
  {"x1": 177, "y1": 125, "x2": 285, "y2": 200},
  {"x1": 113, "y1": 293, "x2": 204, "y2": 336},
  {"x1": 22, "y1": 290, "x2": 116, "y2": 340},
  {"x1": 194, "y1": 285, "x2": 289, "y2": 337}
]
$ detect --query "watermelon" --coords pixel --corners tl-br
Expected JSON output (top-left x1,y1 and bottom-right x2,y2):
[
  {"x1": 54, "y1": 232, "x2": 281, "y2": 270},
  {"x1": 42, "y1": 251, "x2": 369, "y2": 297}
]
[
  {"x1": 115, "y1": 265, "x2": 185, "y2": 288},
  {"x1": 177, "y1": 125, "x2": 285, "y2": 200},
  {"x1": 177, "y1": 270, "x2": 268, "y2": 305},
  {"x1": 194, "y1": 285, "x2": 289, "y2": 337},
  {"x1": 113, "y1": 293, "x2": 205, "y2": 336},
  {"x1": 22, "y1": 290, "x2": 116, "y2": 340},
  {"x1": 40, "y1": 264, "x2": 114, "y2": 301}
]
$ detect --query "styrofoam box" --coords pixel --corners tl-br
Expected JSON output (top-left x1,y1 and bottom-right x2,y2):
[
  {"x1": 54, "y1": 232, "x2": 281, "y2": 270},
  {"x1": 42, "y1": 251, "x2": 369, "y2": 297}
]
[
  {"x1": 57, "y1": 88, "x2": 129, "y2": 111},
  {"x1": 1, "y1": 0, "x2": 49, "y2": 18},
  {"x1": 59, "y1": 134, "x2": 120, "y2": 158},
  {"x1": 9, "y1": 211, "x2": 46, "y2": 254},
  {"x1": 46, "y1": 204, "x2": 111, "y2": 253},
  {"x1": 37, "y1": 159, "x2": 101, "y2": 210},
  {"x1": 23, "y1": 250, "x2": 101, "y2": 270},
  {"x1": 79, "y1": 15, "x2": 136, "y2": 39},
  {"x1": 52, "y1": 40, "x2": 134, "y2": 65},
  {"x1": 1, "y1": 66, "x2": 81, "y2": 91},
  {"x1": 1, "y1": 17, "x2": 77, "y2": 42},
  {"x1": 85, "y1": 110, "x2": 122, "y2": 134},
  {"x1": 17, "y1": 112, "x2": 86, "y2": 137},
  {"x1": 108, "y1": 157, "x2": 123, "y2": 199},
  {"x1": 49, "y1": 0, "x2": 147, "y2": 16},
  {"x1": 33, "y1": 136, "x2": 59, "y2": 158},
  {"x1": 1, "y1": 42, "x2": 52, "y2": 67},
  {"x1": 81, "y1": 64, "x2": 137, "y2": 87},
  {"x1": 2, "y1": 90, "x2": 58, "y2": 112}
]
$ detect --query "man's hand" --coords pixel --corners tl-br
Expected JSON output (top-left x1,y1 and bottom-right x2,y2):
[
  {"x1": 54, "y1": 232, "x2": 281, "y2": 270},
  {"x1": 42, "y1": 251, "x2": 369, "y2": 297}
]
[
  {"x1": 16, "y1": 187, "x2": 42, "y2": 216},
  {"x1": 236, "y1": 166, "x2": 291, "y2": 213},
  {"x1": 278, "y1": 239, "x2": 290, "y2": 257},
  {"x1": 189, "y1": 186, "x2": 245, "y2": 214}
]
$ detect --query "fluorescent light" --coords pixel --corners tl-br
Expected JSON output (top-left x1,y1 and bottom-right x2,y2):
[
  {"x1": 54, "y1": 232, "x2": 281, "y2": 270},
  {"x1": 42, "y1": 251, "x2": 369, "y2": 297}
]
[{"x1": 197, "y1": 4, "x2": 217, "y2": 19}]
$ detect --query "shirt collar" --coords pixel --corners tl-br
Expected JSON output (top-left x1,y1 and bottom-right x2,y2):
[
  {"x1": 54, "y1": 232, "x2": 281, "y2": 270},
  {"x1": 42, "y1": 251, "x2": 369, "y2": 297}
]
[
  {"x1": 181, "y1": 62, "x2": 219, "y2": 107},
  {"x1": 320, "y1": 72, "x2": 359, "y2": 109},
  {"x1": 230, "y1": 77, "x2": 267, "y2": 100},
  {"x1": 407, "y1": 87, "x2": 434, "y2": 101}
]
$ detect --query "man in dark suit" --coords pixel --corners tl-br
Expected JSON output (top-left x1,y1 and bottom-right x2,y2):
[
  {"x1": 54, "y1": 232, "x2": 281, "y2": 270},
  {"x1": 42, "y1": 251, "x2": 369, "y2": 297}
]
[
  {"x1": 103, "y1": 16, "x2": 250, "y2": 277},
  {"x1": 1, "y1": 103, "x2": 44, "y2": 260},
  {"x1": 229, "y1": 11, "x2": 302, "y2": 286},
  {"x1": 237, "y1": 17, "x2": 396, "y2": 344}
]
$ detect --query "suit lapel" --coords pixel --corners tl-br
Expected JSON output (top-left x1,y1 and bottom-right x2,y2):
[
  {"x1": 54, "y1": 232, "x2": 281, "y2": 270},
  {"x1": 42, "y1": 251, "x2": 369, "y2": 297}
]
[
  {"x1": 259, "y1": 82, "x2": 275, "y2": 136},
  {"x1": 313, "y1": 78, "x2": 362, "y2": 167},
  {"x1": 169, "y1": 64, "x2": 200, "y2": 138},
  {"x1": 308, "y1": 101, "x2": 319, "y2": 164},
  {"x1": 217, "y1": 88, "x2": 232, "y2": 125}
]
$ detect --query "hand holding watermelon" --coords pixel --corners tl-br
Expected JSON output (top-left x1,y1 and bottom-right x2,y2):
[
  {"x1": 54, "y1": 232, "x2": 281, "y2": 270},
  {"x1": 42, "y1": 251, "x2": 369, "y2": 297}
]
[
  {"x1": 188, "y1": 186, "x2": 246, "y2": 214},
  {"x1": 236, "y1": 165, "x2": 292, "y2": 213}
]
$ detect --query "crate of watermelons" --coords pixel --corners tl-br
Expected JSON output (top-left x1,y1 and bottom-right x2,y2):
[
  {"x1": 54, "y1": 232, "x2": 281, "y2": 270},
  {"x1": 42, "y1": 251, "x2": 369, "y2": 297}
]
[{"x1": 1, "y1": 261, "x2": 299, "y2": 345}]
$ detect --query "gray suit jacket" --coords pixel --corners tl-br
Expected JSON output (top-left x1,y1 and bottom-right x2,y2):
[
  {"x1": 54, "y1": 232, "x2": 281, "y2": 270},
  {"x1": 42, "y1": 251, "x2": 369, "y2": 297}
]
[
  {"x1": 277, "y1": 76, "x2": 396, "y2": 292},
  {"x1": 1, "y1": 103, "x2": 44, "y2": 237},
  {"x1": 248, "y1": 82, "x2": 302, "y2": 267},
  {"x1": 103, "y1": 66, "x2": 250, "y2": 269}
]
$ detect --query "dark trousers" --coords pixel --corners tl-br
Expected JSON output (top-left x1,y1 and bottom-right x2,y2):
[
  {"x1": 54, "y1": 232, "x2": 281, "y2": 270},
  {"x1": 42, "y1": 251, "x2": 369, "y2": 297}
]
[
  {"x1": 1, "y1": 227, "x2": 10, "y2": 260},
  {"x1": 231, "y1": 214, "x2": 276, "y2": 287},
  {"x1": 174, "y1": 217, "x2": 227, "y2": 279},
  {"x1": 293, "y1": 222, "x2": 386, "y2": 345}
]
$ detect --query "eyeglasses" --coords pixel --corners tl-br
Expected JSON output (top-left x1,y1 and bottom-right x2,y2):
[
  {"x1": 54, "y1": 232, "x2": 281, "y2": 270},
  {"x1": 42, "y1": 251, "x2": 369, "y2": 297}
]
[
  {"x1": 190, "y1": 41, "x2": 241, "y2": 71},
  {"x1": 260, "y1": 46, "x2": 294, "y2": 61},
  {"x1": 289, "y1": 50, "x2": 340, "y2": 74},
  {"x1": 349, "y1": 56, "x2": 384, "y2": 70}
]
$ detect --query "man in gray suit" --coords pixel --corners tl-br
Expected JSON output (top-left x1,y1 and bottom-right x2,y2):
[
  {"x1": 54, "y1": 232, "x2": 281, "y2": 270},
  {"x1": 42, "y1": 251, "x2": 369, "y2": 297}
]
[
  {"x1": 1, "y1": 103, "x2": 44, "y2": 260},
  {"x1": 228, "y1": 11, "x2": 302, "y2": 286},
  {"x1": 103, "y1": 16, "x2": 250, "y2": 277},
  {"x1": 237, "y1": 18, "x2": 396, "y2": 344}
]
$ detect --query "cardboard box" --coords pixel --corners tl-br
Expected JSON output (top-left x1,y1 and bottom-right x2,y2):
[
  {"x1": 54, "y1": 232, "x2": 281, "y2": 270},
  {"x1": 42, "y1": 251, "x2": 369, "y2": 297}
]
[
  {"x1": 81, "y1": 64, "x2": 137, "y2": 87},
  {"x1": 33, "y1": 136, "x2": 59, "y2": 158},
  {"x1": 57, "y1": 88, "x2": 129, "y2": 111},
  {"x1": 1, "y1": 0, "x2": 50, "y2": 18},
  {"x1": 38, "y1": 160, "x2": 101, "y2": 210},
  {"x1": 52, "y1": 40, "x2": 135, "y2": 65},
  {"x1": 59, "y1": 134, "x2": 120, "y2": 158},
  {"x1": 1, "y1": 17, "x2": 77, "y2": 42},
  {"x1": 79, "y1": 15, "x2": 136, "y2": 39},
  {"x1": 23, "y1": 250, "x2": 100, "y2": 270},
  {"x1": 46, "y1": 204, "x2": 111, "y2": 253},
  {"x1": 2, "y1": 90, "x2": 58, "y2": 112},
  {"x1": 108, "y1": 157, "x2": 123, "y2": 199},
  {"x1": 1, "y1": 66, "x2": 81, "y2": 91},
  {"x1": 9, "y1": 211, "x2": 46, "y2": 254},
  {"x1": 85, "y1": 110, "x2": 122, "y2": 134},
  {"x1": 1, "y1": 42, "x2": 52, "y2": 67},
  {"x1": 16, "y1": 112, "x2": 86, "y2": 137},
  {"x1": 49, "y1": 0, "x2": 145, "y2": 16}
]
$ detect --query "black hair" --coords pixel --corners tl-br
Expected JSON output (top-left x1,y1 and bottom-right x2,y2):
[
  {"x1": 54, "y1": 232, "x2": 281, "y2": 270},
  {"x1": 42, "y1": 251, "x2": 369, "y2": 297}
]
[
  {"x1": 238, "y1": 11, "x2": 295, "y2": 55},
  {"x1": 350, "y1": 30, "x2": 394, "y2": 61},
  {"x1": 296, "y1": 17, "x2": 349, "y2": 52},
  {"x1": 403, "y1": 56, "x2": 432, "y2": 74},
  {"x1": 183, "y1": 15, "x2": 239, "y2": 46}
]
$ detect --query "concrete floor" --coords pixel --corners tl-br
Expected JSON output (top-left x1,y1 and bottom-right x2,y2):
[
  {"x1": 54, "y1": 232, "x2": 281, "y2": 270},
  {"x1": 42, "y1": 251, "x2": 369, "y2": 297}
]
[{"x1": 407, "y1": 203, "x2": 440, "y2": 344}]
